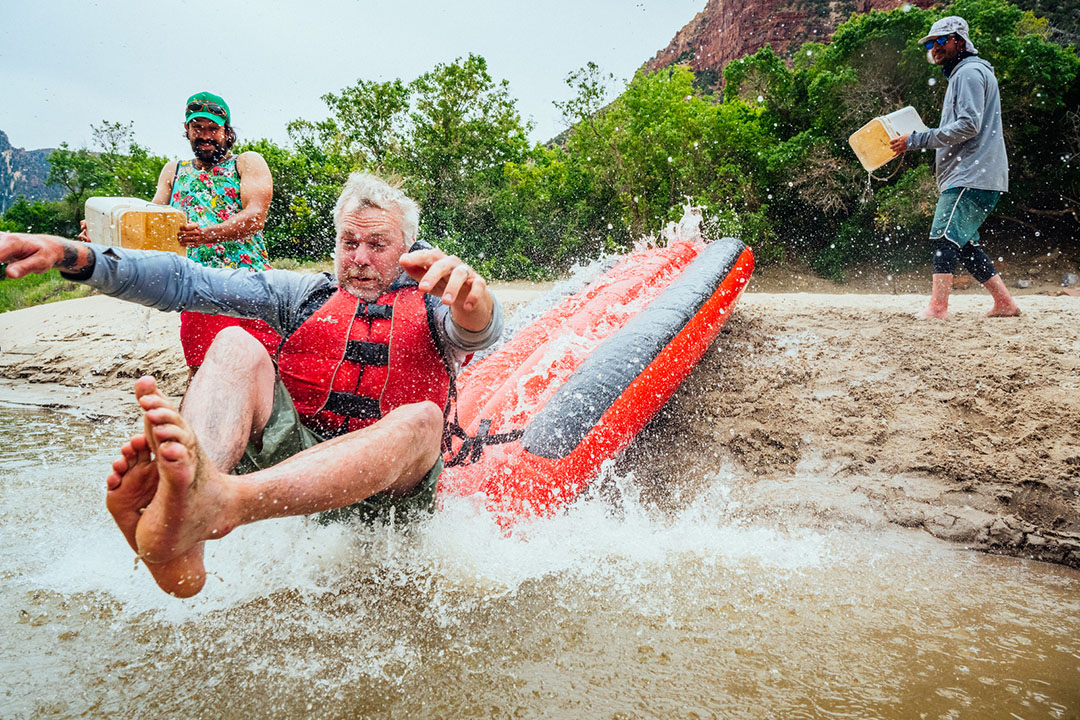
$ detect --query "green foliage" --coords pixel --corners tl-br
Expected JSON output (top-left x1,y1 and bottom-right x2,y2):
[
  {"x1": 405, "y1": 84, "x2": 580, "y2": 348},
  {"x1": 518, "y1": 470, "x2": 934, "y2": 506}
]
[
  {"x1": 42, "y1": 121, "x2": 166, "y2": 231},
  {"x1": 874, "y1": 165, "x2": 938, "y2": 240},
  {"x1": 277, "y1": 54, "x2": 537, "y2": 273},
  {"x1": 0, "y1": 270, "x2": 93, "y2": 314},
  {"x1": 238, "y1": 137, "x2": 350, "y2": 261},
  {"x1": 544, "y1": 64, "x2": 774, "y2": 254},
  {"x1": 2, "y1": 197, "x2": 75, "y2": 236},
  {"x1": 90, "y1": 121, "x2": 165, "y2": 199},
  {"x1": 46, "y1": 143, "x2": 113, "y2": 224},
  {"x1": 400, "y1": 54, "x2": 532, "y2": 250},
  {"x1": 1010, "y1": 0, "x2": 1080, "y2": 37},
  {"x1": 319, "y1": 78, "x2": 409, "y2": 169},
  {"x1": 492, "y1": 145, "x2": 613, "y2": 277}
]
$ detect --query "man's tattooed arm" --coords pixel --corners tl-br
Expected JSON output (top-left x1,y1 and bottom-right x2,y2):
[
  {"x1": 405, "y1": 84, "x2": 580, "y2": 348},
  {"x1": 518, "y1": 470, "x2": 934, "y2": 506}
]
[
  {"x1": 58, "y1": 239, "x2": 96, "y2": 278},
  {"x1": 1, "y1": 233, "x2": 96, "y2": 281}
]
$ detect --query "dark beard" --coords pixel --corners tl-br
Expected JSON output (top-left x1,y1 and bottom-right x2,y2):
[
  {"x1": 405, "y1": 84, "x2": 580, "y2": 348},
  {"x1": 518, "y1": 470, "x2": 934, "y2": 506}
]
[{"x1": 191, "y1": 138, "x2": 228, "y2": 164}]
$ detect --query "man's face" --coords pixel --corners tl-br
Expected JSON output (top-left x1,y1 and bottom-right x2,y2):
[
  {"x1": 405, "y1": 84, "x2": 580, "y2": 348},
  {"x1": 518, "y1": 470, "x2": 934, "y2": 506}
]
[
  {"x1": 335, "y1": 206, "x2": 409, "y2": 301},
  {"x1": 186, "y1": 118, "x2": 228, "y2": 163},
  {"x1": 928, "y1": 34, "x2": 962, "y2": 65}
]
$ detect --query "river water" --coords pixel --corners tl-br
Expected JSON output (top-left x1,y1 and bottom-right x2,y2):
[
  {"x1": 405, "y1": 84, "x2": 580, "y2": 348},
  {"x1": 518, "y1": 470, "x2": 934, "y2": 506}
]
[{"x1": 1, "y1": 403, "x2": 1078, "y2": 719}]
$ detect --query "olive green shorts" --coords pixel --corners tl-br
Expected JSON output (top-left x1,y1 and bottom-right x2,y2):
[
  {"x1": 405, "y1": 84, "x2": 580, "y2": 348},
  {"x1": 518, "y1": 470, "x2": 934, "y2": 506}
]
[{"x1": 234, "y1": 376, "x2": 442, "y2": 525}]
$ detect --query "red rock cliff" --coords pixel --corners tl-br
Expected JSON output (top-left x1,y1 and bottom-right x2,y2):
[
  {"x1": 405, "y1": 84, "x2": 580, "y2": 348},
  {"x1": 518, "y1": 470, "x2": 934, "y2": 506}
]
[{"x1": 646, "y1": 0, "x2": 936, "y2": 76}]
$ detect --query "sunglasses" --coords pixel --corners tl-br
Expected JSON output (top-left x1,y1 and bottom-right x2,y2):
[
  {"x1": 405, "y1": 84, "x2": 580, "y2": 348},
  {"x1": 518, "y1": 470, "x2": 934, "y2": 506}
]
[
  {"x1": 923, "y1": 36, "x2": 952, "y2": 50},
  {"x1": 186, "y1": 101, "x2": 228, "y2": 119}
]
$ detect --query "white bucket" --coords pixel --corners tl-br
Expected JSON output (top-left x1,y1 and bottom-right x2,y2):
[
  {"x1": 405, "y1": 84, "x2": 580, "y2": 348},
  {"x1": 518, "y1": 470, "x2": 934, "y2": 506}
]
[{"x1": 848, "y1": 106, "x2": 930, "y2": 172}]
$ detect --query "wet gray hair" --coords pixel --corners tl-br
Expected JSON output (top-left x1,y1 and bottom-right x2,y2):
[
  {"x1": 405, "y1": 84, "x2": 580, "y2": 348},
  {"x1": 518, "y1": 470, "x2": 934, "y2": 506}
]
[{"x1": 333, "y1": 173, "x2": 420, "y2": 244}]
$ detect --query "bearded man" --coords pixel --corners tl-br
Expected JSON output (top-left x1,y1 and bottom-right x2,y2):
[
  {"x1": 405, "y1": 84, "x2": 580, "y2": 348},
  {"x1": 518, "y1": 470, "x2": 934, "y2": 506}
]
[
  {"x1": 890, "y1": 17, "x2": 1020, "y2": 319},
  {"x1": 157, "y1": 91, "x2": 281, "y2": 370}
]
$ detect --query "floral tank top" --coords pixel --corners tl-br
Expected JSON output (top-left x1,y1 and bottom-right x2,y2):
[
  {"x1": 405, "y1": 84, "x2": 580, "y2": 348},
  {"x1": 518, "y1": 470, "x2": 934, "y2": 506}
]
[{"x1": 169, "y1": 156, "x2": 272, "y2": 271}]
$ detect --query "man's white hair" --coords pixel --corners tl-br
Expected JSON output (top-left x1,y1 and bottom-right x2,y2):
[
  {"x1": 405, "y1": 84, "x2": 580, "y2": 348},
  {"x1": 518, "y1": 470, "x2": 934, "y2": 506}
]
[{"x1": 333, "y1": 173, "x2": 420, "y2": 243}]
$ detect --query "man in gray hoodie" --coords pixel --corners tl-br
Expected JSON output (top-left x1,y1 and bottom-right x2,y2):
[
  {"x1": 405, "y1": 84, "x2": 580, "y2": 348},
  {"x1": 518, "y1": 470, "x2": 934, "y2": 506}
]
[{"x1": 891, "y1": 16, "x2": 1020, "y2": 319}]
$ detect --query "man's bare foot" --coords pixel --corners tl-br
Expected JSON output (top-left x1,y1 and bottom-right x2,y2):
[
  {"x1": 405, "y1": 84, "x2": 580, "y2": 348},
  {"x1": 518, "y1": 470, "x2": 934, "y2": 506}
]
[
  {"x1": 917, "y1": 306, "x2": 950, "y2": 320},
  {"x1": 106, "y1": 435, "x2": 207, "y2": 597},
  {"x1": 130, "y1": 377, "x2": 237, "y2": 568},
  {"x1": 986, "y1": 303, "x2": 1021, "y2": 317}
]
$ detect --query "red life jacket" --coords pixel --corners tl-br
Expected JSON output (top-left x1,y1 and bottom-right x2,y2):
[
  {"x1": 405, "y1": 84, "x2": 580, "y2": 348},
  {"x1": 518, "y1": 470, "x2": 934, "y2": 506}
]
[{"x1": 276, "y1": 285, "x2": 452, "y2": 438}]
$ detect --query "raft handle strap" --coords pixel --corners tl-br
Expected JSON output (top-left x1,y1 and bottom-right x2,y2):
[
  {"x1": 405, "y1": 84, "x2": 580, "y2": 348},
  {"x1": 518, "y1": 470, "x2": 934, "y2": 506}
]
[{"x1": 444, "y1": 418, "x2": 524, "y2": 467}]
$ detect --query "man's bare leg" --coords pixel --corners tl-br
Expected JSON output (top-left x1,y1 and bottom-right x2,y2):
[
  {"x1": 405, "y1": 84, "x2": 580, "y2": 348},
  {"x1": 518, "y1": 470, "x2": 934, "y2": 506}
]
[
  {"x1": 106, "y1": 433, "x2": 207, "y2": 597},
  {"x1": 126, "y1": 376, "x2": 442, "y2": 585},
  {"x1": 918, "y1": 273, "x2": 953, "y2": 319},
  {"x1": 180, "y1": 326, "x2": 278, "y2": 472},
  {"x1": 105, "y1": 329, "x2": 275, "y2": 593},
  {"x1": 983, "y1": 274, "x2": 1021, "y2": 317},
  {"x1": 130, "y1": 376, "x2": 235, "y2": 565}
]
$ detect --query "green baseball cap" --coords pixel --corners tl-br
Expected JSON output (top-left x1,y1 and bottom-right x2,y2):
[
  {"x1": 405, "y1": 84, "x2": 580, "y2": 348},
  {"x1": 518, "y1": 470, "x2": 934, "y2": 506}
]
[{"x1": 185, "y1": 92, "x2": 230, "y2": 126}]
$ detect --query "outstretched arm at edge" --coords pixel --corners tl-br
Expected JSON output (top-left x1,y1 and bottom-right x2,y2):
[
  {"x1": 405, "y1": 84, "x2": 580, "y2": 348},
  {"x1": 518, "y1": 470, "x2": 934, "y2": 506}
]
[
  {"x1": 1, "y1": 233, "x2": 95, "y2": 279},
  {"x1": 1, "y1": 232, "x2": 322, "y2": 334}
]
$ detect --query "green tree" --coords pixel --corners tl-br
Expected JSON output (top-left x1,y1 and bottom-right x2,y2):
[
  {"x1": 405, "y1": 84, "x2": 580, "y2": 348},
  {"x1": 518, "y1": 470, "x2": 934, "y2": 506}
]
[
  {"x1": 285, "y1": 56, "x2": 536, "y2": 274},
  {"x1": 544, "y1": 64, "x2": 771, "y2": 250},
  {"x1": 1, "y1": 197, "x2": 74, "y2": 236},
  {"x1": 238, "y1": 137, "x2": 351, "y2": 261},
  {"x1": 46, "y1": 143, "x2": 113, "y2": 223},
  {"x1": 401, "y1": 53, "x2": 532, "y2": 251},
  {"x1": 90, "y1": 121, "x2": 165, "y2": 199},
  {"x1": 319, "y1": 79, "x2": 410, "y2": 170},
  {"x1": 43, "y1": 121, "x2": 166, "y2": 228}
]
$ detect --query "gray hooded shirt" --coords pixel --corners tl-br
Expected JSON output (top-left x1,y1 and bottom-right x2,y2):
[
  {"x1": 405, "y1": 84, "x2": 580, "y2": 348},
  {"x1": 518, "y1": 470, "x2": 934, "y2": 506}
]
[{"x1": 906, "y1": 56, "x2": 1009, "y2": 193}]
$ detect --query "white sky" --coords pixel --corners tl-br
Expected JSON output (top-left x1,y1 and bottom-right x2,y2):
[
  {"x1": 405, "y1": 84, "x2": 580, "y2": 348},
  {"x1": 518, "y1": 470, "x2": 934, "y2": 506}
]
[{"x1": 1, "y1": 0, "x2": 705, "y2": 157}]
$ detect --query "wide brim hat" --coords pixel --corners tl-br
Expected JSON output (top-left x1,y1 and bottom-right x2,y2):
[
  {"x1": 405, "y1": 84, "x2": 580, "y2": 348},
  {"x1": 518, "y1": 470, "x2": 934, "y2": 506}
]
[{"x1": 919, "y1": 16, "x2": 978, "y2": 54}]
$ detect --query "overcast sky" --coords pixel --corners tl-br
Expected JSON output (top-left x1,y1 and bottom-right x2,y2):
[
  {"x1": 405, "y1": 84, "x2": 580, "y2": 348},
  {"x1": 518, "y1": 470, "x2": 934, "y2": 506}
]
[{"x1": 1, "y1": 0, "x2": 705, "y2": 157}]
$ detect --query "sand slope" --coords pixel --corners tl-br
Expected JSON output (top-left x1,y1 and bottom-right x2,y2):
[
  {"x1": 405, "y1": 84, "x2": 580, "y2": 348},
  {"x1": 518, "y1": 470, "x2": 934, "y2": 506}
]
[
  {"x1": 1, "y1": 290, "x2": 1078, "y2": 568},
  {"x1": 623, "y1": 291, "x2": 1080, "y2": 569}
]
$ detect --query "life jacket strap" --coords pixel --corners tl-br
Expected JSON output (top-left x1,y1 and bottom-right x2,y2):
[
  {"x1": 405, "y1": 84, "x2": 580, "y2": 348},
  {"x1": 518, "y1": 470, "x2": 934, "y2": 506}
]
[
  {"x1": 324, "y1": 392, "x2": 382, "y2": 421},
  {"x1": 356, "y1": 303, "x2": 393, "y2": 319},
  {"x1": 343, "y1": 340, "x2": 389, "y2": 366}
]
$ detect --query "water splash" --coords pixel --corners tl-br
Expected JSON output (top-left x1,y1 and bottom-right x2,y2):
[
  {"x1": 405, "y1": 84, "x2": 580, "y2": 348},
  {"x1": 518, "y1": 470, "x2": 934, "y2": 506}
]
[{"x1": 3, "y1": 408, "x2": 1080, "y2": 718}]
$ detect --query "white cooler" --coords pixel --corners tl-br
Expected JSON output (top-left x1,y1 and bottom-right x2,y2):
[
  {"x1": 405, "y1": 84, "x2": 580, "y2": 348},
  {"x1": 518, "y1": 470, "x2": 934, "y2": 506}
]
[
  {"x1": 848, "y1": 106, "x2": 930, "y2": 172},
  {"x1": 84, "y1": 197, "x2": 187, "y2": 255}
]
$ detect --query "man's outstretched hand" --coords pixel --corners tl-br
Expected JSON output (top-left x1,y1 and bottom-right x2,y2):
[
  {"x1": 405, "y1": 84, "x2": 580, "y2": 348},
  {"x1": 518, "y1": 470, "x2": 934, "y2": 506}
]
[
  {"x1": 0, "y1": 233, "x2": 67, "y2": 279},
  {"x1": 400, "y1": 248, "x2": 493, "y2": 332}
]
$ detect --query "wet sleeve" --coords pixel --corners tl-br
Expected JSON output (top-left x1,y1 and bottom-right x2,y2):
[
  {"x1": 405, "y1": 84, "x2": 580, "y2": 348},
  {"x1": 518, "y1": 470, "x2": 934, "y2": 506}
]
[{"x1": 907, "y1": 70, "x2": 985, "y2": 150}]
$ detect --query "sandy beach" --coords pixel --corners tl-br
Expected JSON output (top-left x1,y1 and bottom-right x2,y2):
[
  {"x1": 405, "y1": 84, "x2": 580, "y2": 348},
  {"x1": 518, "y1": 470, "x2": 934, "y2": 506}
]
[{"x1": 1, "y1": 282, "x2": 1078, "y2": 569}]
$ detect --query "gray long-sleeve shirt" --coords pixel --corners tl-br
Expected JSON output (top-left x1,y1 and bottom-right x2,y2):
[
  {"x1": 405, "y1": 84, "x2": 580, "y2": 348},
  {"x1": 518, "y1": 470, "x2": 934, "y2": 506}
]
[
  {"x1": 76, "y1": 244, "x2": 504, "y2": 370},
  {"x1": 906, "y1": 56, "x2": 1009, "y2": 193}
]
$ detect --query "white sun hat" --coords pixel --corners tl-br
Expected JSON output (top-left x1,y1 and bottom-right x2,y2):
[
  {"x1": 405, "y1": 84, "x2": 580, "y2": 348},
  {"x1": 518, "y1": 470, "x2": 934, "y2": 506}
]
[{"x1": 918, "y1": 16, "x2": 978, "y2": 54}]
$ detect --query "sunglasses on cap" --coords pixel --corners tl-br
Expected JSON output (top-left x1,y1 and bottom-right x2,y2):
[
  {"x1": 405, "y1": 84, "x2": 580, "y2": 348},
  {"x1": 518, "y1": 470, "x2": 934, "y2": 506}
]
[
  {"x1": 186, "y1": 101, "x2": 228, "y2": 119},
  {"x1": 923, "y1": 35, "x2": 952, "y2": 50}
]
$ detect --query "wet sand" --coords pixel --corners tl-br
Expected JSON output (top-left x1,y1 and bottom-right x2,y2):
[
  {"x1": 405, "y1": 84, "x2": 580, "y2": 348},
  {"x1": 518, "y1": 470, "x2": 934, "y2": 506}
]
[{"x1": 1, "y1": 283, "x2": 1078, "y2": 569}]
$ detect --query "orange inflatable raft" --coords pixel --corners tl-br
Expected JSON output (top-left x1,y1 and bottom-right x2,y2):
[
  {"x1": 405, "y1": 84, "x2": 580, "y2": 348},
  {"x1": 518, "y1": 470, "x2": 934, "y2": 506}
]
[{"x1": 439, "y1": 236, "x2": 754, "y2": 523}]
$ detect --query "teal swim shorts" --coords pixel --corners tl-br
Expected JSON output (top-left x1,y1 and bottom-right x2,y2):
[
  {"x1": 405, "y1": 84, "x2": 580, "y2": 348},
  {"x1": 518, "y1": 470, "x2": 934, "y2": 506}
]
[
  {"x1": 929, "y1": 187, "x2": 1001, "y2": 248},
  {"x1": 233, "y1": 375, "x2": 442, "y2": 525}
]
